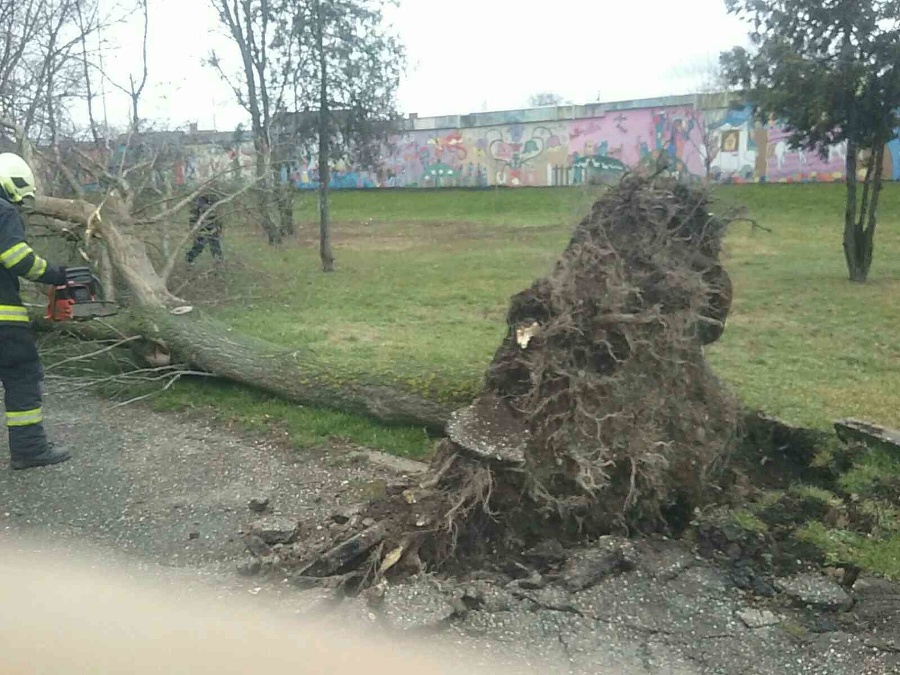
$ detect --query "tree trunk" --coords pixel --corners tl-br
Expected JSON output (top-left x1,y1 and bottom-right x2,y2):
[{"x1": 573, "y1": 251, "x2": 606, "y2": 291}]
[
  {"x1": 843, "y1": 141, "x2": 884, "y2": 283},
  {"x1": 133, "y1": 306, "x2": 451, "y2": 431},
  {"x1": 842, "y1": 140, "x2": 867, "y2": 282},
  {"x1": 34, "y1": 307, "x2": 452, "y2": 432},
  {"x1": 276, "y1": 180, "x2": 295, "y2": 236},
  {"x1": 316, "y1": 0, "x2": 334, "y2": 273},
  {"x1": 318, "y1": 142, "x2": 333, "y2": 272},
  {"x1": 861, "y1": 143, "x2": 885, "y2": 278},
  {"x1": 33, "y1": 195, "x2": 179, "y2": 306},
  {"x1": 255, "y1": 140, "x2": 281, "y2": 246},
  {"x1": 99, "y1": 243, "x2": 116, "y2": 303}
]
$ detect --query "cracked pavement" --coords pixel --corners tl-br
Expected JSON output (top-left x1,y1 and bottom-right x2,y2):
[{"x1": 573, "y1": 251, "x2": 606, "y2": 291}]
[{"x1": 439, "y1": 550, "x2": 897, "y2": 673}]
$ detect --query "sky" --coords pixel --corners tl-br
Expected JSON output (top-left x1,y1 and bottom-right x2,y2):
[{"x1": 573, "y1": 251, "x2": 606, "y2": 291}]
[{"x1": 97, "y1": 0, "x2": 753, "y2": 132}]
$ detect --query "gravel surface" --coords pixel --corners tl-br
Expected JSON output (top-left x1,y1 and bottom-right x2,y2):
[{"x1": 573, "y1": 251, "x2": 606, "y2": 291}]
[
  {"x1": 2, "y1": 386, "x2": 900, "y2": 674},
  {"x1": 0, "y1": 385, "x2": 408, "y2": 573}
]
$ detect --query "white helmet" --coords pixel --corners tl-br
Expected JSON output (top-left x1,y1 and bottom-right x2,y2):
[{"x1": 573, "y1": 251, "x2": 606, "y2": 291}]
[{"x1": 0, "y1": 152, "x2": 37, "y2": 203}]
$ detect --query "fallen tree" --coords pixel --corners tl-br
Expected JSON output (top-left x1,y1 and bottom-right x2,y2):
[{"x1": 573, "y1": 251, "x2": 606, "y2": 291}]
[
  {"x1": 249, "y1": 174, "x2": 741, "y2": 591},
  {"x1": 28, "y1": 192, "x2": 454, "y2": 431}
]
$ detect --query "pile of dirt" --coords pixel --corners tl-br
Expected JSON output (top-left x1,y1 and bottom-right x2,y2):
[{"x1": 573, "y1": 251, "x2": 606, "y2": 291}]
[{"x1": 254, "y1": 175, "x2": 742, "y2": 591}]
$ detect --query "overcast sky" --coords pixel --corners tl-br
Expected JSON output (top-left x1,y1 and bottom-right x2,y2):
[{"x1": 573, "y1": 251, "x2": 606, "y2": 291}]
[{"x1": 97, "y1": 0, "x2": 752, "y2": 131}]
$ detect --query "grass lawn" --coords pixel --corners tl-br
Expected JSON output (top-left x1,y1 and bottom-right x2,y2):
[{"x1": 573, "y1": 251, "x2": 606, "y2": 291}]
[
  {"x1": 708, "y1": 183, "x2": 900, "y2": 430},
  {"x1": 158, "y1": 183, "x2": 900, "y2": 458}
]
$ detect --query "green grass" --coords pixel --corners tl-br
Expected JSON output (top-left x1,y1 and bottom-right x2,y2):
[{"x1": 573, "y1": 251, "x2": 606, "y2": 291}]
[
  {"x1": 152, "y1": 379, "x2": 436, "y2": 459},
  {"x1": 730, "y1": 509, "x2": 770, "y2": 534},
  {"x1": 291, "y1": 186, "x2": 597, "y2": 227},
  {"x1": 838, "y1": 447, "x2": 900, "y2": 495},
  {"x1": 160, "y1": 182, "x2": 900, "y2": 457},
  {"x1": 706, "y1": 183, "x2": 900, "y2": 429},
  {"x1": 796, "y1": 521, "x2": 900, "y2": 578},
  {"x1": 832, "y1": 444, "x2": 900, "y2": 573}
]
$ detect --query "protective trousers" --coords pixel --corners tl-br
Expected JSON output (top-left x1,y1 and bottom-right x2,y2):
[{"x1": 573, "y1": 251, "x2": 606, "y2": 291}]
[
  {"x1": 186, "y1": 229, "x2": 223, "y2": 263},
  {"x1": 0, "y1": 325, "x2": 48, "y2": 459}
]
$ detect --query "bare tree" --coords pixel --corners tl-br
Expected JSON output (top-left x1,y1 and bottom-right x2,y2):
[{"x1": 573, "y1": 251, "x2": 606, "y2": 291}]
[
  {"x1": 0, "y1": 0, "x2": 103, "y2": 161},
  {"x1": 208, "y1": 0, "x2": 299, "y2": 245},
  {"x1": 667, "y1": 57, "x2": 734, "y2": 182},
  {"x1": 100, "y1": 0, "x2": 148, "y2": 130},
  {"x1": 528, "y1": 91, "x2": 567, "y2": 107}
]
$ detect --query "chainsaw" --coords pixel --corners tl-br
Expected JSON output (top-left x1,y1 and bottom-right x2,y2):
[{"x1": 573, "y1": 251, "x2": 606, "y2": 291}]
[{"x1": 46, "y1": 266, "x2": 118, "y2": 321}]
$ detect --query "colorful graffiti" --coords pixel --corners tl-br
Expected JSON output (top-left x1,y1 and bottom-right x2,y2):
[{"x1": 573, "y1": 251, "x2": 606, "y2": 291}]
[
  {"x1": 703, "y1": 106, "x2": 848, "y2": 184},
  {"x1": 181, "y1": 143, "x2": 254, "y2": 184},
  {"x1": 273, "y1": 100, "x2": 859, "y2": 190}
]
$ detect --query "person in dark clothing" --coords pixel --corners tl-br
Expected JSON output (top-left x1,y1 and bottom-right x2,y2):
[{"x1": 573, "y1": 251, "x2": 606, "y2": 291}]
[
  {"x1": 0, "y1": 152, "x2": 71, "y2": 469},
  {"x1": 186, "y1": 191, "x2": 224, "y2": 264}
]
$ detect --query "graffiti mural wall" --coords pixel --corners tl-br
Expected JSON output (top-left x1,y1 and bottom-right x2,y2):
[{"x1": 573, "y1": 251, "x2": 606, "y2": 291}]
[
  {"x1": 275, "y1": 95, "x2": 864, "y2": 189},
  {"x1": 703, "y1": 105, "x2": 851, "y2": 183},
  {"x1": 358, "y1": 105, "x2": 712, "y2": 189},
  {"x1": 71, "y1": 130, "x2": 256, "y2": 192}
]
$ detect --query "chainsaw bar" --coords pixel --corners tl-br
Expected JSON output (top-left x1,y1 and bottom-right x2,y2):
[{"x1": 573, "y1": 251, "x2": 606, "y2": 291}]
[{"x1": 69, "y1": 301, "x2": 119, "y2": 319}]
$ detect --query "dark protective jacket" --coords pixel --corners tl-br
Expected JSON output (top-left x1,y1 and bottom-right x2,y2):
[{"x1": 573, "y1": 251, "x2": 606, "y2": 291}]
[
  {"x1": 0, "y1": 196, "x2": 66, "y2": 323},
  {"x1": 189, "y1": 194, "x2": 222, "y2": 235}
]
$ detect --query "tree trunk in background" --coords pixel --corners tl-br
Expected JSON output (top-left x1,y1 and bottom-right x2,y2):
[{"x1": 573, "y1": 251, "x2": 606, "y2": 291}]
[
  {"x1": 862, "y1": 144, "x2": 886, "y2": 276},
  {"x1": 843, "y1": 140, "x2": 884, "y2": 283},
  {"x1": 316, "y1": 0, "x2": 334, "y2": 272},
  {"x1": 255, "y1": 144, "x2": 282, "y2": 246},
  {"x1": 276, "y1": 180, "x2": 295, "y2": 236},
  {"x1": 843, "y1": 139, "x2": 864, "y2": 281}
]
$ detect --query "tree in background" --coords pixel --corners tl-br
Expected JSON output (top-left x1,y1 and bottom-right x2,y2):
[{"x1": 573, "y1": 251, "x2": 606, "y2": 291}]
[
  {"x1": 528, "y1": 92, "x2": 567, "y2": 107},
  {"x1": 210, "y1": 0, "x2": 403, "y2": 262},
  {"x1": 668, "y1": 57, "x2": 736, "y2": 182},
  {"x1": 289, "y1": 0, "x2": 404, "y2": 271},
  {"x1": 721, "y1": 0, "x2": 900, "y2": 282}
]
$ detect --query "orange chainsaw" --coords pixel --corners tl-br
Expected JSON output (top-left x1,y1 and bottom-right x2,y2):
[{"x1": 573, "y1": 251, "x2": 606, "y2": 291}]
[{"x1": 46, "y1": 266, "x2": 118, "y2": 321}]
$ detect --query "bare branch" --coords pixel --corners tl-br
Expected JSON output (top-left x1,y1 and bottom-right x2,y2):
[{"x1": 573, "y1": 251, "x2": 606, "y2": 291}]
[{"x1": 45, "y1": 335, "x2": 142, "y2": 372}]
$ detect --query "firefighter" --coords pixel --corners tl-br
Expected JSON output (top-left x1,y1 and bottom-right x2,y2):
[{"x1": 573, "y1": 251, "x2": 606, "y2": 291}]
[
  {"x1": 0, "y1": 152, "x2": 71, "y2": 469},
  {"x1": 185, "y1": 190, "x2": 223, "y2": 264}
]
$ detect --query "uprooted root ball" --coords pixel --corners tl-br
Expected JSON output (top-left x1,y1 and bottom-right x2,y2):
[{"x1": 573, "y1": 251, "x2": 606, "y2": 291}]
[
  {"x1": 487, "y1": 174, "x2": 739, "y2": 531},
  {"x1": 263, "y1": 175, "x2": 741, "y2": 589}
]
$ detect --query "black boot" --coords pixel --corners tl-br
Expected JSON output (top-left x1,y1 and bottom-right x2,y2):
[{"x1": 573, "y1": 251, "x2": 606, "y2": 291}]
[{"x1": 10, "y1": 442, "x2": 71, "y2": 470}]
